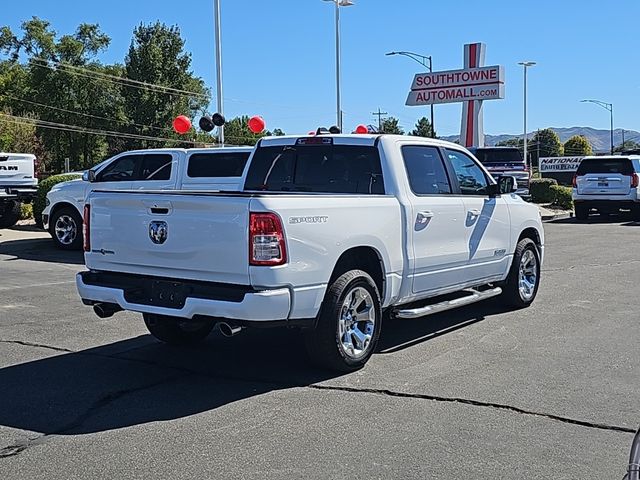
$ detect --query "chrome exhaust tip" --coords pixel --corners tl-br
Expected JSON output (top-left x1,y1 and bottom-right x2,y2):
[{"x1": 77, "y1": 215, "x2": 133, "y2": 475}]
[{"x1": 218, "y1": 322, "x2": 243, "y2": 337}]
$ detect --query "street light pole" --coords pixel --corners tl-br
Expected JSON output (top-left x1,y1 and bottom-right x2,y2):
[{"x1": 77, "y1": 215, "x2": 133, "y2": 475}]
[
  {"x1": 386, "y1": 51, "x2": 435, "y2": 136},
  {"x1": 213, "y1": 0, "x2": 224, "y2": 145},
  {"x1": 581, "y1": 99, "x2": 614, "y2": 154},
  {"x1": 518, "y1": 61, "x2": 536, "y2": 172},
  {"x1": 323, "y1": 0, "x2": 353, "y2": 132}
]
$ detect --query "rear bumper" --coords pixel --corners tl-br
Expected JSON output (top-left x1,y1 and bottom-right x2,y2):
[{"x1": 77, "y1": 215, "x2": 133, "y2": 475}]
[
  {"x1": 76, "y1": 271, "x2": 292, "y2": 322},
  {"x1": 0, "y1": 186, "x2": 37, "y2": 202}
]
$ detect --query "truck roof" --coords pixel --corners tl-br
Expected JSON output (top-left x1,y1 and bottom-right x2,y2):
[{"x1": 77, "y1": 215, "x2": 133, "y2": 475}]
[
  {"x1": 258, "y1": 134, "x2": 464, "y2": 149},
  {"x1": 110, "y1": 146, "x2": 254, "y2": 156}
]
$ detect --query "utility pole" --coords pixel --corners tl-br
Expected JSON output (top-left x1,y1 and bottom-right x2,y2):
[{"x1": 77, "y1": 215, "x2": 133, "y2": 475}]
[
  {"x1": 213, "y1": 0, "x2": 224, "y2": 145},
  {"x1": 372, "y1": 108, "x2": 387, "y2": 132},
  {"x1": 622, "y1": 128, "x2": 625, "y2": 151}
]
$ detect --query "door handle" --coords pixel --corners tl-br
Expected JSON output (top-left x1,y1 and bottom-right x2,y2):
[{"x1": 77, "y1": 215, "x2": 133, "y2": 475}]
[
  {"x1": 468, "y1": 209, "x2": 481, "y2": 216},
  {"x1": 416, "y1": 211, "x2": 434, "y2": 224}
]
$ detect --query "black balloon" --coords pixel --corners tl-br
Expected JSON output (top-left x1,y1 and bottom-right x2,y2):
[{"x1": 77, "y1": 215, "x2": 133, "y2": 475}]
[
  {"x1": 199, "y1": 116, "x2": 215, "y2": 132},
  {"x1": 329, "y1": 125, "x2": 341, "y2": 134},
  {"x1": 212, "y1": 112, "x2": 225, "y2": 126}
]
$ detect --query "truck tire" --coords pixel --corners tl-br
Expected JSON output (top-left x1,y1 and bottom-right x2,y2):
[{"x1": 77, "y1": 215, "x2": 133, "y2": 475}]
[
  {"x1": 500, "y1": 238, "x2": 541, "y2": 309},
  {"x1": 50, "y1": 206, "x2": 83, "y2": 250},
  {"x1": 143, "y1": 313, "x2": 215, "y2": 345},
  {"x1": 574, "y1": 204, "x2": 588, "y2": 221},
  {"x1": 304, "y1": 269, "x2": 382, "y2": 372},
  {"x1": 0, "y1": 200, "x2": 21, "y2": 229}
]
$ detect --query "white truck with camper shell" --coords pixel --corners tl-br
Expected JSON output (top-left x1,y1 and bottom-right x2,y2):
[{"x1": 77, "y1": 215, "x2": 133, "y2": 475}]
[
  {"x1": 77, "y1": 133, "x2": 544, "y2": 371},
  {"x1": 43, "y1": 146, "x2": 252, "y2": 249},
  {"x1": 0, "y1": 152, "x2": 38, "y2": 229}
]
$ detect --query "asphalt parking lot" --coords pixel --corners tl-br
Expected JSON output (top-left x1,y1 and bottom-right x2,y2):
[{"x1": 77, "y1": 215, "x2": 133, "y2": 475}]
[{"x1": 0, "y1": 218, "x2": 638, "y2": 479}]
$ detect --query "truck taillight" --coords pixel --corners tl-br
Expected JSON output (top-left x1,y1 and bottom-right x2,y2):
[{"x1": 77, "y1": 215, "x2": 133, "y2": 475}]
[
  {"x1": 83, "y1": 204, "x2": 90, "y2": 252},
  {"x1": 249, "y1": 212, "x2": 287, "y2": 266},
  {"x1": 631, "y1": 173, "x2": 639, "y2": 188},
  {"x1": 572, "y1": 174, "x2": 577, "y2": 188}
]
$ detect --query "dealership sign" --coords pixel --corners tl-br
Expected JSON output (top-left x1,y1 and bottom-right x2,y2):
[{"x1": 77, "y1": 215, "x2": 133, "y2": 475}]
[
  {"x1": 539, "y1": 157, "x2": 584, "y2": 173},
  {"x1": 406, "y1": 65, "x2": 505, "y2": 106}
]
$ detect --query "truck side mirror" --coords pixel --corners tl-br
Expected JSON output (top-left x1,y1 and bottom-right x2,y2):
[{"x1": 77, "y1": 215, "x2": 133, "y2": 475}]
[
  {"x1": 497, "y1": 175, "x2": 518, "y2": 194},
  {"x1": 83, "y1": 170, "x2": 96, "y2": 182}
]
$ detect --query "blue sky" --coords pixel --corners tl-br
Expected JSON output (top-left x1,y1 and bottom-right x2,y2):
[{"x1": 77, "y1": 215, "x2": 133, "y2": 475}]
[{"x1": 3, "y1": 0, "x2": 640, "y2": 139}]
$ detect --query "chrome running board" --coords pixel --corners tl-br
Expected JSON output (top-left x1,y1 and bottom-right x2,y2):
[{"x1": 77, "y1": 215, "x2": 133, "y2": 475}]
[{"x1": 394, "y1": 287, "x2": 502, "y2": 319}]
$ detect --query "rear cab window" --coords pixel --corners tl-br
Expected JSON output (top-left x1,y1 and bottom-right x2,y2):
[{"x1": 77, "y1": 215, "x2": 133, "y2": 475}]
[
  {"x1": 244, "y1": 142, "x2": 384, "y2": 194},
  {"x1": 187, "y1": 152, "x2": 251, "y2": 178},
  {"x1": 471, "y1": 148, "x2": 524, "y2": 165},
  {"x1": 577, "y1": 158, "x2": 633, "y2": 175}
]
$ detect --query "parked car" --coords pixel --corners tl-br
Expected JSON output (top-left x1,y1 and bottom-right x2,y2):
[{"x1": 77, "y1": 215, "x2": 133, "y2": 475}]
[
  {"x1": 76, "y1": 134, "x2": 544, "y2": 371},
  {"x1": 0, "y1": 152, "x2": 38, "y2": 228},
  {"x1": 43, "y1": 146, "x2": 253, "y2": 249},
  {"x1": 468, "y1": 146, "x2": 531, "y2": 199},
  {"x1": 572, "y1": 155, "x2": 640, "y2": 220}
]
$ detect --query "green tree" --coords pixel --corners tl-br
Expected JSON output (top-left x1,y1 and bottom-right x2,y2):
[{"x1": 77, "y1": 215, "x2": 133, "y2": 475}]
[
  {"x1": 530, "y1": 128, "x2": 563, "y2": 166},
  {"x1": 410, "y1": 116, "x2": 435, "y2": 138},
  {"x1": 272, "y1": 128, "x2": 285, "y2": 136},
  {"x1": 495, "y1": 137, "x2": 524, "y2": 148},
  {"x1": 0, "y1": 17, "x2": 120, "y2": 171},
  {"x1": 0, "y1": 111, "x2": 47, "y2": 163},
  {"x1": 563, "y1": 135, "x2": 592, "y2": 156},
  {"x1": 122, "y1": 22, "x2": 209, "y2": 150},
  {"x1": 613, "y1": 140, "x2": 640, "y2": 153},
  {"x1": 379, "y1": 117, "x2": 404, "y2": 134}
]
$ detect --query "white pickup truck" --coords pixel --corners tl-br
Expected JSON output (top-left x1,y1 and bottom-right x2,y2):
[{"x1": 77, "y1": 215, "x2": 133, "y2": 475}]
[
  {"x1": 43, "y1": 147, "x2": 252, "y2": 249},
  {"x1": 77, "y1": 134, "x2": 544, "y2": 371},
  {"x1": 0, "y1": 152, "x2": 38, "y2": 228}
]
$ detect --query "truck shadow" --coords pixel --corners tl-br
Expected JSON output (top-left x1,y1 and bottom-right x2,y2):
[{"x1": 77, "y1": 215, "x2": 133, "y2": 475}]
[
  {"x1": 0, "y1": 237, "x2": 84, "y2": 265},
  {"x1": 0, "y1": 301, "x2": 503, "y2": 439}
]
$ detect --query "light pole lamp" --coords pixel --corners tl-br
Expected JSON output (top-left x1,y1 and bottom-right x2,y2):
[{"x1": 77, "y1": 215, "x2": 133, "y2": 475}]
[
  {"x1": 323, "y1": 0, "x2": 354, "y2": 132},
  {"x1": 581, "y1": 99, "x2": 614, "y2": 154},
  {"x1": 518, "y1": 61, "x2": 536, "y2": 171},
  {"x1": 386, "y1": 51, "x2": 435, "y2": 137}
]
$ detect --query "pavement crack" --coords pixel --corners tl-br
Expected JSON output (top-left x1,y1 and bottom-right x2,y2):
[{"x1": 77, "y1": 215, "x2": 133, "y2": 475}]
[
  {"x1": 0, "y1": 374, "x2": 185, "y2": 459},
  {"x1": 0, "y1": 339, "x2": 75, "y2": 354},
  {"x1": 308, "y1": 384, "x2": 636, "y2": 434}
]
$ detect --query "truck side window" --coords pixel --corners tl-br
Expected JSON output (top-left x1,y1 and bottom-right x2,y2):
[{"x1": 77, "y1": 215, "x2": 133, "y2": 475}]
[
  {"x1": 97, "y1": 155, "x2": 139, "y2": 182},
  {"x1": 187, "y1": 152, "x2": 250, "y2": 177},
  {"x1": 445, "y1": 149, "x2": 489, "y2": 195},
  {"x1": 401, "y1": 146, "x2": 452, "y2": 195},
  {"x1": 140, "y1": 154, "x2": 172, "y2": 181}
]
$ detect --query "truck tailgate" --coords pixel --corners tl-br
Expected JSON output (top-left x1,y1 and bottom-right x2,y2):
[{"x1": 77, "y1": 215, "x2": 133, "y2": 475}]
[{"x1": 86, "y1": 191, "x2": 251, "y2": 285}]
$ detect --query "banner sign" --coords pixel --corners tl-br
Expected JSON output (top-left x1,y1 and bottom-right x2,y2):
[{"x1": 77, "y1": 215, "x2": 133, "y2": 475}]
[
  {"x1": 406, "y1": 65, "x2": 504, "y2": 106},
  {"x1": 539, "y1": 157, "x2": 584, "y2": 173}
]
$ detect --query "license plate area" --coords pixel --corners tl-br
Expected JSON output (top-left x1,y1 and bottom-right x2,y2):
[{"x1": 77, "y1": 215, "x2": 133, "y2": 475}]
[
  {"x1": 124, "y1": 280, "x2": 190, "y2": 309},
  {"x1": 598, "y1": 182, "x2": 609, "y2": 187}
]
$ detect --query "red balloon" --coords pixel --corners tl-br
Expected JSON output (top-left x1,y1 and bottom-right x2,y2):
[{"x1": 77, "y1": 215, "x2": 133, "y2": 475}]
[
  {"x1": 308, "y1": 131, "x2": 316, "y2": 136},
  {"x1": 355, "y1": 124, "x2": 368, "y2": 134},
  {"x1": 173, "y1": 115, "x2": 191, "y2": 134},
  {"x1": 248, "y1": 115, "x2": 265, "y2": 134}
]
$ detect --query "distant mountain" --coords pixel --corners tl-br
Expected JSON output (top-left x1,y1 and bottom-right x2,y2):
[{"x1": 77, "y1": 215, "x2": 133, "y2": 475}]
[{"x1": 441, "y1": 127, "x2": 640, "y2": 153}]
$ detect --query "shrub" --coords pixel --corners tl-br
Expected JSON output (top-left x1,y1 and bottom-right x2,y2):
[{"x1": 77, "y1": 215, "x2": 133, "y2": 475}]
[
  {"x1": 33, "y1": 173, "x2": 82, "y2": 228},
  {"x1": 19, "y1": 202, "x2": 33, "y2": 220},
  {"x1": 530, "y1": 178, "x2": 558, "y2": 203},
  {"x1": 550, "y1": 185, "x2": 573, "y2": 210}
]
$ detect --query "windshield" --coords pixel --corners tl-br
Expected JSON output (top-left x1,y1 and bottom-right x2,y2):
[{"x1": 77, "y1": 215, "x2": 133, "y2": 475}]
[
  {"x1": 244, "y1": 144, "x2": 385, "y2": 194},
  {"x1": 472, "y1": 148, "x2": 524, "y2": 164}
]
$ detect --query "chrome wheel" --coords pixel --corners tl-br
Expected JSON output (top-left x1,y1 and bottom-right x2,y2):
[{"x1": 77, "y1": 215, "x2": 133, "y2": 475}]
[
  {"x1": 54, "y1": 214, "x2": 78, "y2": 245},
  {"x1": 518, "y1": 249, "x2": 538, "y2": 301},
  {"x1": 337, "y1": 286, "x2": 376, "y2": 359}
]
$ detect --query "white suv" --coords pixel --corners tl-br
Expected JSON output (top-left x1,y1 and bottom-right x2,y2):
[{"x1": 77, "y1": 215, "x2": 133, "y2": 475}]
[{"x1": 572, "y1": 155, "x2": 640, "y2": 221}]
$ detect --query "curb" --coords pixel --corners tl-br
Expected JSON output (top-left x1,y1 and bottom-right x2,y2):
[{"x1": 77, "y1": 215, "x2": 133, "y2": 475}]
[{"x1": 541, "y1": 211, "x2": 572, "y2": 223}]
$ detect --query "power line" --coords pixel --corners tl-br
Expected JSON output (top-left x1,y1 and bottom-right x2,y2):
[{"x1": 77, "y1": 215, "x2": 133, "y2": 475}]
[
  {"x1": 0, "y1": 93, "x2": 171, "y2": 134},
  {"x1": 0, "y1": 112, "x2": 261, "y2": 145},
  {"x1": 30, "y1": 58, "x2": 210, "y2": 100}
]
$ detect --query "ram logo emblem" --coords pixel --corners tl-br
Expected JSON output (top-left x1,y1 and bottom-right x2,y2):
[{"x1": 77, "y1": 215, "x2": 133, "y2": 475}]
[{"x1": 149, "y1": 221, "x2": 168, "y2": 244}]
